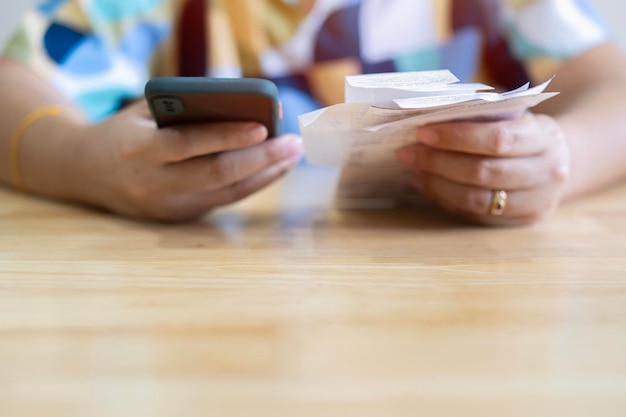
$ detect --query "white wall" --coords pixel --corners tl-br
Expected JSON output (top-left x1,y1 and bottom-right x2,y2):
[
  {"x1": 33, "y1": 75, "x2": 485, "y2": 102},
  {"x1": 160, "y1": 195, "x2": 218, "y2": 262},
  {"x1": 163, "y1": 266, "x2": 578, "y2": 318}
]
[
  {"x1": 593, "y1": 0, "x2": 626, "y2": 49},
  {"x1": 0, "y1": 0, "x2": 36, "y2": 49},
  {"x1": 1, "y1": 0, "x2": 625, "y2": 51}
]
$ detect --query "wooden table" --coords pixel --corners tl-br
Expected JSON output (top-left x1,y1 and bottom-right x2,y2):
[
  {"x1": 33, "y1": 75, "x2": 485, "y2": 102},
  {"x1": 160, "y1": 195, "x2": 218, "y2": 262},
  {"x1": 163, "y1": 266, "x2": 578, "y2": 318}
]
[{"x1": 1, "y1": 166, "x2": 625, "y2": 417}]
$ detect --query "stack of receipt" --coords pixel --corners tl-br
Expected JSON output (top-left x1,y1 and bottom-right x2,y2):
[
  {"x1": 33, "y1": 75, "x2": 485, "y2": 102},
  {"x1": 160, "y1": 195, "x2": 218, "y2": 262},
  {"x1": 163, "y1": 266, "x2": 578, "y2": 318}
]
[{"x1": 298, "y1": 70, "x2": 558, "y2": 208}]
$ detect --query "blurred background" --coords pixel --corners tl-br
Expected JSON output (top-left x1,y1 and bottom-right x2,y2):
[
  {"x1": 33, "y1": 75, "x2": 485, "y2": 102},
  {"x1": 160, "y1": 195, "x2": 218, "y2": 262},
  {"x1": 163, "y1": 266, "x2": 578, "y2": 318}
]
[{"x1": 1, "y1": 1, "x2": 625, "y2": 58}]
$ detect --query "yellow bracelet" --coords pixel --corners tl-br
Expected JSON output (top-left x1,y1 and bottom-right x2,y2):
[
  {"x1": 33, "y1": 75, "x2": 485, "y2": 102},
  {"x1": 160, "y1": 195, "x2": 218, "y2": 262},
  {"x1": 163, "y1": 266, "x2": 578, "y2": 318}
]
[{"x1": 9, "y1": 105, "x2": 66, "y2": 191}]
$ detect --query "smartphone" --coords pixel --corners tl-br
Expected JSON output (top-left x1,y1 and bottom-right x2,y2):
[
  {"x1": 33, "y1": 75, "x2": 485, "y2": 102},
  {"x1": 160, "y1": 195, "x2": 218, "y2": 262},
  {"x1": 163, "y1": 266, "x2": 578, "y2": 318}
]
[{"x1": 144, "y1": 77, "x2": 281, "y2": 137}]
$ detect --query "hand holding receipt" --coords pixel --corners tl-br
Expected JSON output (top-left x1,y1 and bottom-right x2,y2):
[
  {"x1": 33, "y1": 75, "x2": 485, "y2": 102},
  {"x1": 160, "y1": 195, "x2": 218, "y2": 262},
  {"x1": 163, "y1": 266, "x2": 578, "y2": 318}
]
[{"x1": 299, "y1": 70, "x2": 560, "y2": 218}]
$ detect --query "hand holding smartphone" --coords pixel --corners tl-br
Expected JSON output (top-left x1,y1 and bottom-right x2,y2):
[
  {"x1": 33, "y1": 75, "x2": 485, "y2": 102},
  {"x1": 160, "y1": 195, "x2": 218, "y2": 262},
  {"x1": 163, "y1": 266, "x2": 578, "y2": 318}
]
[{"x1": 145, "y1": 77, "x2": 281, "y2": 137}]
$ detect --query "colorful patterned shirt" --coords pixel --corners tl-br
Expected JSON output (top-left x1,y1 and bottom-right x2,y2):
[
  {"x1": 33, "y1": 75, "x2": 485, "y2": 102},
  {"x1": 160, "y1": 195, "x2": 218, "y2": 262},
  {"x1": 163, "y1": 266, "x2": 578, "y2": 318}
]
[{"x1": 2, "y1": 0, "x2": 610, "y2": 133}]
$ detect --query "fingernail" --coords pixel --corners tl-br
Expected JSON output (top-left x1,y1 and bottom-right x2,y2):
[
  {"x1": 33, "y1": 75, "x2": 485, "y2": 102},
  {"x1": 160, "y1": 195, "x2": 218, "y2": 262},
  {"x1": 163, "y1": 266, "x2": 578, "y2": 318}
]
[
  {"x1": 244, "y1": 123, "x2": 268, "y2": 141},
  {"x1": 281, "y1": 135, "x2": 304, "y2": 158},
  {"x1": 396, "y1": 147, "x2": 416, "y2": 166},
  {"x1": 418, "y1": 128, "x2": 439, "y2": 145}
]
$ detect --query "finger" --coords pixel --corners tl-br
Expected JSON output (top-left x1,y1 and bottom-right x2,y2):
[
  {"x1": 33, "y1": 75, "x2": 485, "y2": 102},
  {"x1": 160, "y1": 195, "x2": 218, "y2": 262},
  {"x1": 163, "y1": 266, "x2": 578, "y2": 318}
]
[
  {"x1": 397, "y1": 143, "x2": 570, "y2": 190},
  {"x1": 152, "y1": 121, "x2": 270, "y2": 163},
  {"x1": 201, "y1": 155, "x2": 301, "y2": 207},
  {"x1": 416, "y1": 113, "x2": 563, "y2": 157},
  {"x1": 162, "y1": 155, "x2": 301, "y2": 221},
  {"x1": 163, "y1": 134, "x2": 303, "y2": 193},
  {"x1": 433, "y1": 197, "x2": 554, "y2": 227},
  {"x1": 413, "y1": 172, "x2": 561, "y2": 219}
]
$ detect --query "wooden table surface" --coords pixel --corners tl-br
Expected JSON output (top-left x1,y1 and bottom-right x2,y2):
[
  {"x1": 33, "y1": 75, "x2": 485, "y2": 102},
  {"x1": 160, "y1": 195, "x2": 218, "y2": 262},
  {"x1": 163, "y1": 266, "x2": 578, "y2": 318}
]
[{"x1": 1, "y1": 166, "x2": 625, "y2": 417}]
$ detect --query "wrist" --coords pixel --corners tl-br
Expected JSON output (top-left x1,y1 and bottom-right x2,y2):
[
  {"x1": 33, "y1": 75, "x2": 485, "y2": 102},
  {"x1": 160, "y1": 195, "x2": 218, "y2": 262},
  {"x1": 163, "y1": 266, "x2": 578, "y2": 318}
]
[{"x1": 16, "y1": 113, "x2": 102, "y2": 207}]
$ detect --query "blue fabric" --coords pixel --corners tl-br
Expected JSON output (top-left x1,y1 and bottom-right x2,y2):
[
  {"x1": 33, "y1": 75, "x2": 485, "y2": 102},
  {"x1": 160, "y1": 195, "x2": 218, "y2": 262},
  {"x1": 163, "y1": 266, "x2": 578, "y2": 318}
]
[
  {"x1": 38, "y1": 0, "x2": 70, "y2": 15},
  {"x1": 120, "y1": 22, "x2": 171, "y2": 66},
  {"x1": 87, "y1": 0, "x2": 166, "y2": 22},
  {"x1": 44, "y1": 22, "x2": 87, "y2": 65}
]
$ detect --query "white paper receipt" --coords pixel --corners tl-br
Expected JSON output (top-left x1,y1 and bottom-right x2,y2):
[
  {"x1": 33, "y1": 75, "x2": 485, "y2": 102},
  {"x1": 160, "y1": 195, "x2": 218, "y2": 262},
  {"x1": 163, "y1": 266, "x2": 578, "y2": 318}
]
[{"x1": 298, "y1": 70, "x2": 558, "y2": 208}]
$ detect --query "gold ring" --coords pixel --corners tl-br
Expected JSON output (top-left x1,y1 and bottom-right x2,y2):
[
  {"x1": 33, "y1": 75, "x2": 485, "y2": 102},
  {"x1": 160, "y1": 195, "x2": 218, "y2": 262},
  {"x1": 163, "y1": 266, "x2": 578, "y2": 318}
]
[{"x1": 489, "y1": 190, "x2": 507, "y2": 216}]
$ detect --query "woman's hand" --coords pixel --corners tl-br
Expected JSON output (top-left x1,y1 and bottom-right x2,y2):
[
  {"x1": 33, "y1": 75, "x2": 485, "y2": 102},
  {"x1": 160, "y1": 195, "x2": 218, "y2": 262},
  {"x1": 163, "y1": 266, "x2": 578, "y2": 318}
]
[
  {"x1": 395, "y1": 112, "x2": 570, "y2": 226},
  {"x1": 72, "y1": 101, "x2": 303, "y2": 221}
]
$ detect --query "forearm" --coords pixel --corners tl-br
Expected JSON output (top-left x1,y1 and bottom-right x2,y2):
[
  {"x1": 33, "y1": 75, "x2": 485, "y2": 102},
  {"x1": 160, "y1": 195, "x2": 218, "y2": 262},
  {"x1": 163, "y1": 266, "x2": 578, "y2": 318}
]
[
  {"x1": 557, "y1": 80, "x2": 626, "y2": 200},
  {"x1": 535, "y1": 43, "x2": 626, "y2": 200},
  {"x1": 0, "y1": 59, "x2": 92, "y2": 202}
]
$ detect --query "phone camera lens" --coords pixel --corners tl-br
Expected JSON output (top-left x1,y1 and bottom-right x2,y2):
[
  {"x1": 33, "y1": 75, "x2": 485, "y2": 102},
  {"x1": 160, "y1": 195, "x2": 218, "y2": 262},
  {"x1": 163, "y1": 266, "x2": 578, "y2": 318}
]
[{"x1": 154, "y1": 97, "x2": 184, "y2": 115}]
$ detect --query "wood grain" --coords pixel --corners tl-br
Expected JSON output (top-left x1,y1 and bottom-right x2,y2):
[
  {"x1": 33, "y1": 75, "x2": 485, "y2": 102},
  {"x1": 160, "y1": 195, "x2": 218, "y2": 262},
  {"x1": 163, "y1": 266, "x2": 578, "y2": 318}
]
[{"x1": 1, "y1": 166, "x2": 625, "y2": 417}]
